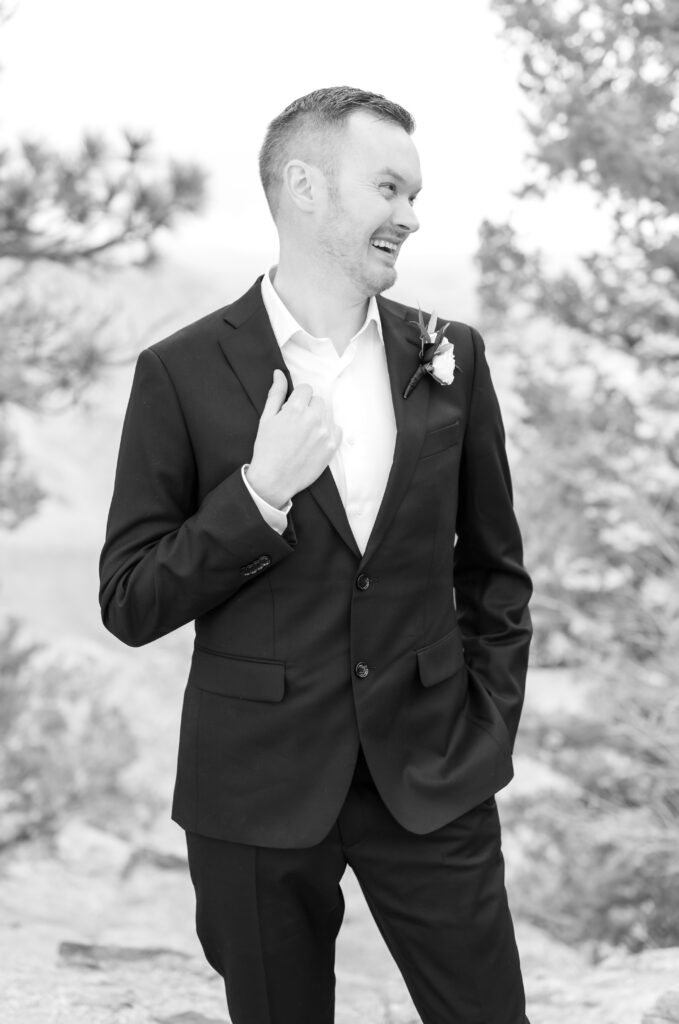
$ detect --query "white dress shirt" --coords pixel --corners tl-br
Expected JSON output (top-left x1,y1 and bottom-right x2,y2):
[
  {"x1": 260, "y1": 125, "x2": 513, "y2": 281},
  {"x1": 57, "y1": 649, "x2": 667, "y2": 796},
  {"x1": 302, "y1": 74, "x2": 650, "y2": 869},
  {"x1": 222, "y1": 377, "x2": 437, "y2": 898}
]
[{"x1": 242, "y1": 268, "x2": 397, "y2": 554}]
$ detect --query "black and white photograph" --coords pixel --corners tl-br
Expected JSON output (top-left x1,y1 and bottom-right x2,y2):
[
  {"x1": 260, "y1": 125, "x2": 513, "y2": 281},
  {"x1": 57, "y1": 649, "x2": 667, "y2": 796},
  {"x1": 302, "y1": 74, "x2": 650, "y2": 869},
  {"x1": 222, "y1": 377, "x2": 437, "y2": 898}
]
[{"x1": 1, "y1": 1, "x2": 678, "y2": 1022}]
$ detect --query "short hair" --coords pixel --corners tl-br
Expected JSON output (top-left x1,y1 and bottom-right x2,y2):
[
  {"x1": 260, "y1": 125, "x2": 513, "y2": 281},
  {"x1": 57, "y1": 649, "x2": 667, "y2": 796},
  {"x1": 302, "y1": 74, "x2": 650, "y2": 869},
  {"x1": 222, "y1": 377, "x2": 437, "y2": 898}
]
[{"x1": 259, "y1": 86, "x2": 415, "y2": 217}]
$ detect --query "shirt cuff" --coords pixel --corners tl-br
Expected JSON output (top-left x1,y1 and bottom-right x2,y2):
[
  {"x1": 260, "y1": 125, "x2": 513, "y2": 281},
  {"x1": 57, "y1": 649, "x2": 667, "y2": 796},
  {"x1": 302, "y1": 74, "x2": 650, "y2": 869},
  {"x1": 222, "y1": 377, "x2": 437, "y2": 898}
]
[{"x1": 241, "y1": 465, "x2": 291, "y2": 535}]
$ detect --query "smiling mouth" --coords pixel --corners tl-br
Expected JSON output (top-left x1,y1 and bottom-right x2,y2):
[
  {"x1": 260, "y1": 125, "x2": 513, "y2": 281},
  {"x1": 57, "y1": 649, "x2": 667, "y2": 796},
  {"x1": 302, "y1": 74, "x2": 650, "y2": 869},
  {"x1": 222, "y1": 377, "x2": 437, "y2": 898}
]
[{"x1": 371, "y1": 238, "x2": 400, "y2": 255}]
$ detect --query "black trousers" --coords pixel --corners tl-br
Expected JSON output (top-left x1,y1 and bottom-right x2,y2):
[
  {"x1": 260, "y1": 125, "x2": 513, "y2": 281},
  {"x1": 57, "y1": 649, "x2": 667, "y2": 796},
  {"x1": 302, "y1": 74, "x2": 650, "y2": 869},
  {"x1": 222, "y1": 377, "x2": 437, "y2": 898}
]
[{"x1": 185, "y1": 748, "x2": 529, "y2": 1024}]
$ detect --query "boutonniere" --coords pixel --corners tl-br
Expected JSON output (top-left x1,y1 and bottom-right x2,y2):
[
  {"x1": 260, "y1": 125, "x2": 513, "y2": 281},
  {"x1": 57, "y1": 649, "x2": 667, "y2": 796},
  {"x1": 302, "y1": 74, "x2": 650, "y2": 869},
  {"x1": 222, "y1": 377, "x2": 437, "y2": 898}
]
[{"x1": 403, "y1": 309, "x2": 457, "y2": 399}]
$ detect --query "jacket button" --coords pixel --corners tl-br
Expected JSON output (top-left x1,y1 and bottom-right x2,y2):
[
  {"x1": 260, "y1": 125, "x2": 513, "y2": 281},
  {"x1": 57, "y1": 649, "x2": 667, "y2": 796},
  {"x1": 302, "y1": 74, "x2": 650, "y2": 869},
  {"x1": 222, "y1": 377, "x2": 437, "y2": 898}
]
[
  {"x1": 356, "y1": 574, "x2": 370, "y2": 591},
  {"x1": 354, "y1": 661, "x2": 370, "y2": 679}
]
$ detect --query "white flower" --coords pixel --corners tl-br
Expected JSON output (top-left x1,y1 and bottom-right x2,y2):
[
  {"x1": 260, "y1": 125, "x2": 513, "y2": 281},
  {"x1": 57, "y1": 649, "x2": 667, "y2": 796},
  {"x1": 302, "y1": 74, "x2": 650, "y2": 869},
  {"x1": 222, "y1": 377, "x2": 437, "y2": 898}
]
[
  {"x1": 403, "y1": 310, "x2": 458, "y2": 398},
  {"x1": 429, "y1": 340, "x2": 456, "y2": 385}
]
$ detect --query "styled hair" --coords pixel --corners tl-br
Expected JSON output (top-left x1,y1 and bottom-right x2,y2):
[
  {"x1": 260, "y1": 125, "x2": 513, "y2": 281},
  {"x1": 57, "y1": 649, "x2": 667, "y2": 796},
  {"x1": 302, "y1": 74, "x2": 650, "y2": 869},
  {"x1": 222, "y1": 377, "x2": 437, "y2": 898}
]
[{"x1": 258, "y1": 86, "x2": 415, "y2": 216}]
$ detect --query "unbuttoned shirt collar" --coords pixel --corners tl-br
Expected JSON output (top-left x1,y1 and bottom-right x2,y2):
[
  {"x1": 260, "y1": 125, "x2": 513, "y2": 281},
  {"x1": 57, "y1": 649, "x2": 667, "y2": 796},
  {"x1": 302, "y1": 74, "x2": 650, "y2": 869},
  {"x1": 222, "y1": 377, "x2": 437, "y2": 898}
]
[
  {"x1": 261, "y1": 267, "x2": 383, "y2": 354},
  {"x1": 257, "y1": 266, "x2": 397, "y2": 555}
]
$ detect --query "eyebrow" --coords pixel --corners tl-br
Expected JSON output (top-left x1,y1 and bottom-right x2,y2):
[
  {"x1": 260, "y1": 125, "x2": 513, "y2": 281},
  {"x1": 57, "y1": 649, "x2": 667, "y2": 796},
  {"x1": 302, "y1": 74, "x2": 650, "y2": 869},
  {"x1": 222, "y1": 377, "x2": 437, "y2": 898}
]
[{"x1": 376, "y1": 167, "x2": 423, "y2": 194}]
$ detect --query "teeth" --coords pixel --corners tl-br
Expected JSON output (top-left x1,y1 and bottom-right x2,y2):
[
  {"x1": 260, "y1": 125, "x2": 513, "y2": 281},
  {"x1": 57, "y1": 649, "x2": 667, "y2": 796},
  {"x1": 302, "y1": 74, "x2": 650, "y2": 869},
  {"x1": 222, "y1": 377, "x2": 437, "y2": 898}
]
[{"x1": 372, "y1": 239, "x2": 398, "y2": 252}]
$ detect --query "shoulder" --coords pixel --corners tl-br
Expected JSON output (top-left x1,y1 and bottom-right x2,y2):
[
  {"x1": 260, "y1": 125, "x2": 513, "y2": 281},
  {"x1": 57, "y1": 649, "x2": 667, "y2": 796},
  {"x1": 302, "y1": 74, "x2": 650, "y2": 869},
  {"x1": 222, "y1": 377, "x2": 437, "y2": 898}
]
[
  {"x1": 144, "y1": 277, "x2": 263, "y2": 376},
  {"x1": 147, "y1": 305, "x2": 232, "y2": 369}
]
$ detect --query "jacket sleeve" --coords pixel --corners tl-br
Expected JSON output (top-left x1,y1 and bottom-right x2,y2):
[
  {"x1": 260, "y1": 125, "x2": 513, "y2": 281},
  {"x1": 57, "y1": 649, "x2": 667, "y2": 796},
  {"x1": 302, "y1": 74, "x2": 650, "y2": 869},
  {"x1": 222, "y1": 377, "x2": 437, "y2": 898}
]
[
  {"x1": 454, "y1": 327, "x2": 532, "y2": 748},
  {"x1": 99, "y1": 347, "x2": 296, "y2": 647}
]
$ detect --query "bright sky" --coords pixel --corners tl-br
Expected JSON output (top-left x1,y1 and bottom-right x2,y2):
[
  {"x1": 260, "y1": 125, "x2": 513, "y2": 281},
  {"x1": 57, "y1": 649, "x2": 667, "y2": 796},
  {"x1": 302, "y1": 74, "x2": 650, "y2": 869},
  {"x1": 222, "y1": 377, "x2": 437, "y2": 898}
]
[{"x1": 2, "y1": 0, "x2": 611, "y2": 276}]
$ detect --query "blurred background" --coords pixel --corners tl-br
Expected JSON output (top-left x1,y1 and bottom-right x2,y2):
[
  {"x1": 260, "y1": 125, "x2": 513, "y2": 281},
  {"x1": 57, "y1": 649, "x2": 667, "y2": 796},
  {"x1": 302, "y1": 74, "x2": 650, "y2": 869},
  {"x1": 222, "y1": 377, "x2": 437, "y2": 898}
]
[{"x1": 1, "y1": 1, "x2": 678, "y2": 1022}]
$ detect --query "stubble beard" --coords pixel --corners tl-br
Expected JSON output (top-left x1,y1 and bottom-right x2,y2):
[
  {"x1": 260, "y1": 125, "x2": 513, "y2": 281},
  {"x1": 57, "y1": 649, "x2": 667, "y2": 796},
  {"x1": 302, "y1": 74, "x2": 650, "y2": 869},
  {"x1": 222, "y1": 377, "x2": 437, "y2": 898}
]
[
  {"x1": 318, "y1": 189, "x2": 397, "y2": 298},
  {"x1": 318, "y1": 228, "x2": 398, "y2": 298}
]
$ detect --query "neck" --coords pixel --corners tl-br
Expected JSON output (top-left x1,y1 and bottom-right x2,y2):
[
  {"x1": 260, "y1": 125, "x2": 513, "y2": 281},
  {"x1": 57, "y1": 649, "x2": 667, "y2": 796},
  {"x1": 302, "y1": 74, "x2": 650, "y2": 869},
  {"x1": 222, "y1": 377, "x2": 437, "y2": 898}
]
[{"x1": 272, "y1": 247, "x2": 370, "y2": 354}]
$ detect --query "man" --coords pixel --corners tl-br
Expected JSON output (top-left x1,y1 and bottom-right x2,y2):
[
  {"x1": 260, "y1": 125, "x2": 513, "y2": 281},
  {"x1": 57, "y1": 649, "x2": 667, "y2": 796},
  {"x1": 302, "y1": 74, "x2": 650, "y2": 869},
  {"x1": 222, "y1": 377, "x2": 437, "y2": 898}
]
[{"x1": 100, "y1": 86, "x2": 533, "y2": 1023}]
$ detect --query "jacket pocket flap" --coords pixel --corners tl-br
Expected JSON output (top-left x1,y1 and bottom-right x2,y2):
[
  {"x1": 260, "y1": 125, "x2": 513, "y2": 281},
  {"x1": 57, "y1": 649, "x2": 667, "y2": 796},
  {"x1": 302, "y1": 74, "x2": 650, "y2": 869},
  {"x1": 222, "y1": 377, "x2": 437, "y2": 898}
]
[
  {"x1": 190, "y1": 646, "x2": 285, "y2": 702},
  {"x1": 419, "y1": 420, "x2": 460, "y2": 460},
  {"x1": 416, "y1": 626, "x2": 465, "y2": 688}
]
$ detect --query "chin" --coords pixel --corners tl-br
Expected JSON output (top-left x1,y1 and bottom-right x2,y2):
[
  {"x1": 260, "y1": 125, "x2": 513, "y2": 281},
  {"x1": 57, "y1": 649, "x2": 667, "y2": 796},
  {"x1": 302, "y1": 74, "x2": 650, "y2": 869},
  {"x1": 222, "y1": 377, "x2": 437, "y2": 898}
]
[
  {"x1": 343, "y1": 257, "x2": 398, "y2": 298},
  {"x1": 363, "y1": 265, "x2": 398, "y2": 296},
  {"x1": 375, "y1": 267, "x2": 398, "y2": 294}
]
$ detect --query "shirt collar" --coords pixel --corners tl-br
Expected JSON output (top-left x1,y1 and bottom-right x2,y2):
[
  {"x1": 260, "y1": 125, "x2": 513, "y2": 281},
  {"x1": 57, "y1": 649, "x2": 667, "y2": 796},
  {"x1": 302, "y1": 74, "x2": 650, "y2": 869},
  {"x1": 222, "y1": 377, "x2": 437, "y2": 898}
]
[{"x1": 261, "y1": 267, "x2": 383, "y2": 351}]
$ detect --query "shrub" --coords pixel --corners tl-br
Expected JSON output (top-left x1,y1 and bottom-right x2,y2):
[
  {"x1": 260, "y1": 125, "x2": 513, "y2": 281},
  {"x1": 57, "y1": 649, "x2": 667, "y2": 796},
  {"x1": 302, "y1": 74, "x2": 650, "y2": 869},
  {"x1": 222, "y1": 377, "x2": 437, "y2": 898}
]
[
  {"x1": 0, "y1": 618, "x2": 144, "y2": 847},
  {"x1": 507, "y1": 659, "x2": 679, "y2": 954}
]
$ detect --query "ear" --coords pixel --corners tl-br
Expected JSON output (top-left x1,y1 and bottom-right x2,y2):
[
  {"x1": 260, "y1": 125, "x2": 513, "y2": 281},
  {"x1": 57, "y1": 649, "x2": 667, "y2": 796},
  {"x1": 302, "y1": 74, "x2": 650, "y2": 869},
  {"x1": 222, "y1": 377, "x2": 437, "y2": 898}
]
[{"x1": 283, "y1": 159, "x2": 323, "y2": 213}]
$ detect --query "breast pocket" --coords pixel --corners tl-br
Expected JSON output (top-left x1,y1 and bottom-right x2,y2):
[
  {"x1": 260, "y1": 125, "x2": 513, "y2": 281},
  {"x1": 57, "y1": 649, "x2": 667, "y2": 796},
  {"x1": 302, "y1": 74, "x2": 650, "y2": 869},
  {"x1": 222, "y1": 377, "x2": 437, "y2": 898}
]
[{"x1": 419, "y1": 420, "x2": 460, "y2": 460}]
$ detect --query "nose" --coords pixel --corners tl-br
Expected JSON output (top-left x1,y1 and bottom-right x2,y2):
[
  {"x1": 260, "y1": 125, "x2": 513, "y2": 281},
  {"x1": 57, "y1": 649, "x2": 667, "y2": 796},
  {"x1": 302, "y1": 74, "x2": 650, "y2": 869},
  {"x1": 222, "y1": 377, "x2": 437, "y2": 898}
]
[{"x1": 396, "y1": 198, "x2": 419, "y2": 235}]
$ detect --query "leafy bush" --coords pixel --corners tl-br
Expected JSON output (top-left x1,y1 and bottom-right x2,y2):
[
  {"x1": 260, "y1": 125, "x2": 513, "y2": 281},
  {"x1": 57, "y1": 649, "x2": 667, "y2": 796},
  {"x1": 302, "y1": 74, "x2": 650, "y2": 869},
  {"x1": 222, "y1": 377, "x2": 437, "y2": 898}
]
[
  {"x1": 0, "y1": 618, "x2": 145, "y2": 847},
  {"x1": 0, "y1": 69, "x2": 206, "y2": 848},
  {"x1": 469, "y1": 289, "x2": 679, "y2": 952},
  {"x1": 507, "y1": 669, "x2": 679, "y2": 954},
  {"x1": 491, "y1": 321, "x2": 679, "y2": 953},
  {"x1": 500, "y1": 318, "x2": 679, "y2": 671}
]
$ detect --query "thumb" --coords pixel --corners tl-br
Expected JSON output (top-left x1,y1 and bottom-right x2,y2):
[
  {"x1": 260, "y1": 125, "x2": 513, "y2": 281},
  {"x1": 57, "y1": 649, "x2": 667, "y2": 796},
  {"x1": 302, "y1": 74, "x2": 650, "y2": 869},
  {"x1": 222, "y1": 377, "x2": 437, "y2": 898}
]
[{"x1": 260, "y1": 369, "x2": 288, "y2": 420}]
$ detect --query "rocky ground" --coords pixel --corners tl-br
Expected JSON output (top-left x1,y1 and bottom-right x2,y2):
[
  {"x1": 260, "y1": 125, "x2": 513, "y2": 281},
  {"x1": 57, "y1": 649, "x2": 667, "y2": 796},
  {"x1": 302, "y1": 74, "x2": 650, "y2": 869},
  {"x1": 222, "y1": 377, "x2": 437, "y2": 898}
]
[{"x1": 2, "y1": 809, "x2": 678, "y2": 1024}]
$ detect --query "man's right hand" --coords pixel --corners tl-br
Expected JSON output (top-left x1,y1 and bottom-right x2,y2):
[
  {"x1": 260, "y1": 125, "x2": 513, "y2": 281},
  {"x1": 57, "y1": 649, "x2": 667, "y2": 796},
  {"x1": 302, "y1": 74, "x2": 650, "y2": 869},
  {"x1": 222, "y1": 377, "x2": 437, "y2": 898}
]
[{"x1": 245, "y1": 369, "x2": 341, "y2": 509}]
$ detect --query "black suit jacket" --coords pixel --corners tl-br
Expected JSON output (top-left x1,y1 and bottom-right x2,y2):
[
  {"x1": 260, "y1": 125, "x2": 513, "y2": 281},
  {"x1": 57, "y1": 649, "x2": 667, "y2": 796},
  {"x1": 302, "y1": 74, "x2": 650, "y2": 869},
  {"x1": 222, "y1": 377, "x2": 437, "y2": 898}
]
[{"x1": 99, "y1": 277, "x2": 532, "y2": 848}]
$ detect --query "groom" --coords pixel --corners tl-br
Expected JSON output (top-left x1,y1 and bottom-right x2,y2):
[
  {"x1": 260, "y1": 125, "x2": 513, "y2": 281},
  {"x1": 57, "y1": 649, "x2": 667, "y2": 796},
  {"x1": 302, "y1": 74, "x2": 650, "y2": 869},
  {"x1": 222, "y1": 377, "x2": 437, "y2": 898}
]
[{"x1": 100, "y1": 86, "x2": 533, "y2": 1023}]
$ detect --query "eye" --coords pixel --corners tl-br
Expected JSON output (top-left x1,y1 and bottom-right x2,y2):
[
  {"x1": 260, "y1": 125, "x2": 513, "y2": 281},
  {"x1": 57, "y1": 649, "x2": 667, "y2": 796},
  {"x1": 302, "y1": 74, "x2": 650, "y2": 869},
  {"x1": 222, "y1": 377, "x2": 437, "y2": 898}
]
[{"x1": 379, "y1": 182, "x2": 397, "y2": 194}]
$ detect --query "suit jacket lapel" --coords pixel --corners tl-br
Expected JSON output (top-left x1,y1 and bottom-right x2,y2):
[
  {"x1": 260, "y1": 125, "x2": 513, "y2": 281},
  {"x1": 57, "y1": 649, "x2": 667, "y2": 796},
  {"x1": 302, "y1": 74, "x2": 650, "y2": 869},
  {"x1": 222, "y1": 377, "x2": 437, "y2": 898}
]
[
  {"x1": 219, "y1": 281, "x2": 289, "y2": 409},
  {"x1": 360, "y1": 298, "x2": 431, "y2": 566},
  {"x1": 219, "y1": 279, "x2": 361, "y2": 558}
]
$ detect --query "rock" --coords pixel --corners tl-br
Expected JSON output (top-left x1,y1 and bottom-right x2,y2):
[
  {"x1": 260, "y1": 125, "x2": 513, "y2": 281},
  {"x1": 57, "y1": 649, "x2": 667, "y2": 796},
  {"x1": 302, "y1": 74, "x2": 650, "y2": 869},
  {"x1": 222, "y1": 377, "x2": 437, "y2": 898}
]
[
  {"x1": 121, "y1": 846, "x2": 187, "y2": 879},
  {"x1": 643, "y1": 990, "x2": 679, "y2": 1023},
  {"x1": 59, "y1": 941, "x2": 190, "y2": 969},
  {"x1": 154, "y1": 1015, "x2": 225, "y2": 1024},
  {"x1": 55, "y1": 820, "x2": 132, "y2": 875},
  {"x1": 121, "y1": 814, "x2": 189, "y2": 878},
  {"x1": 522, "y1": 945, "x2": 679, "y2": 1024}
]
